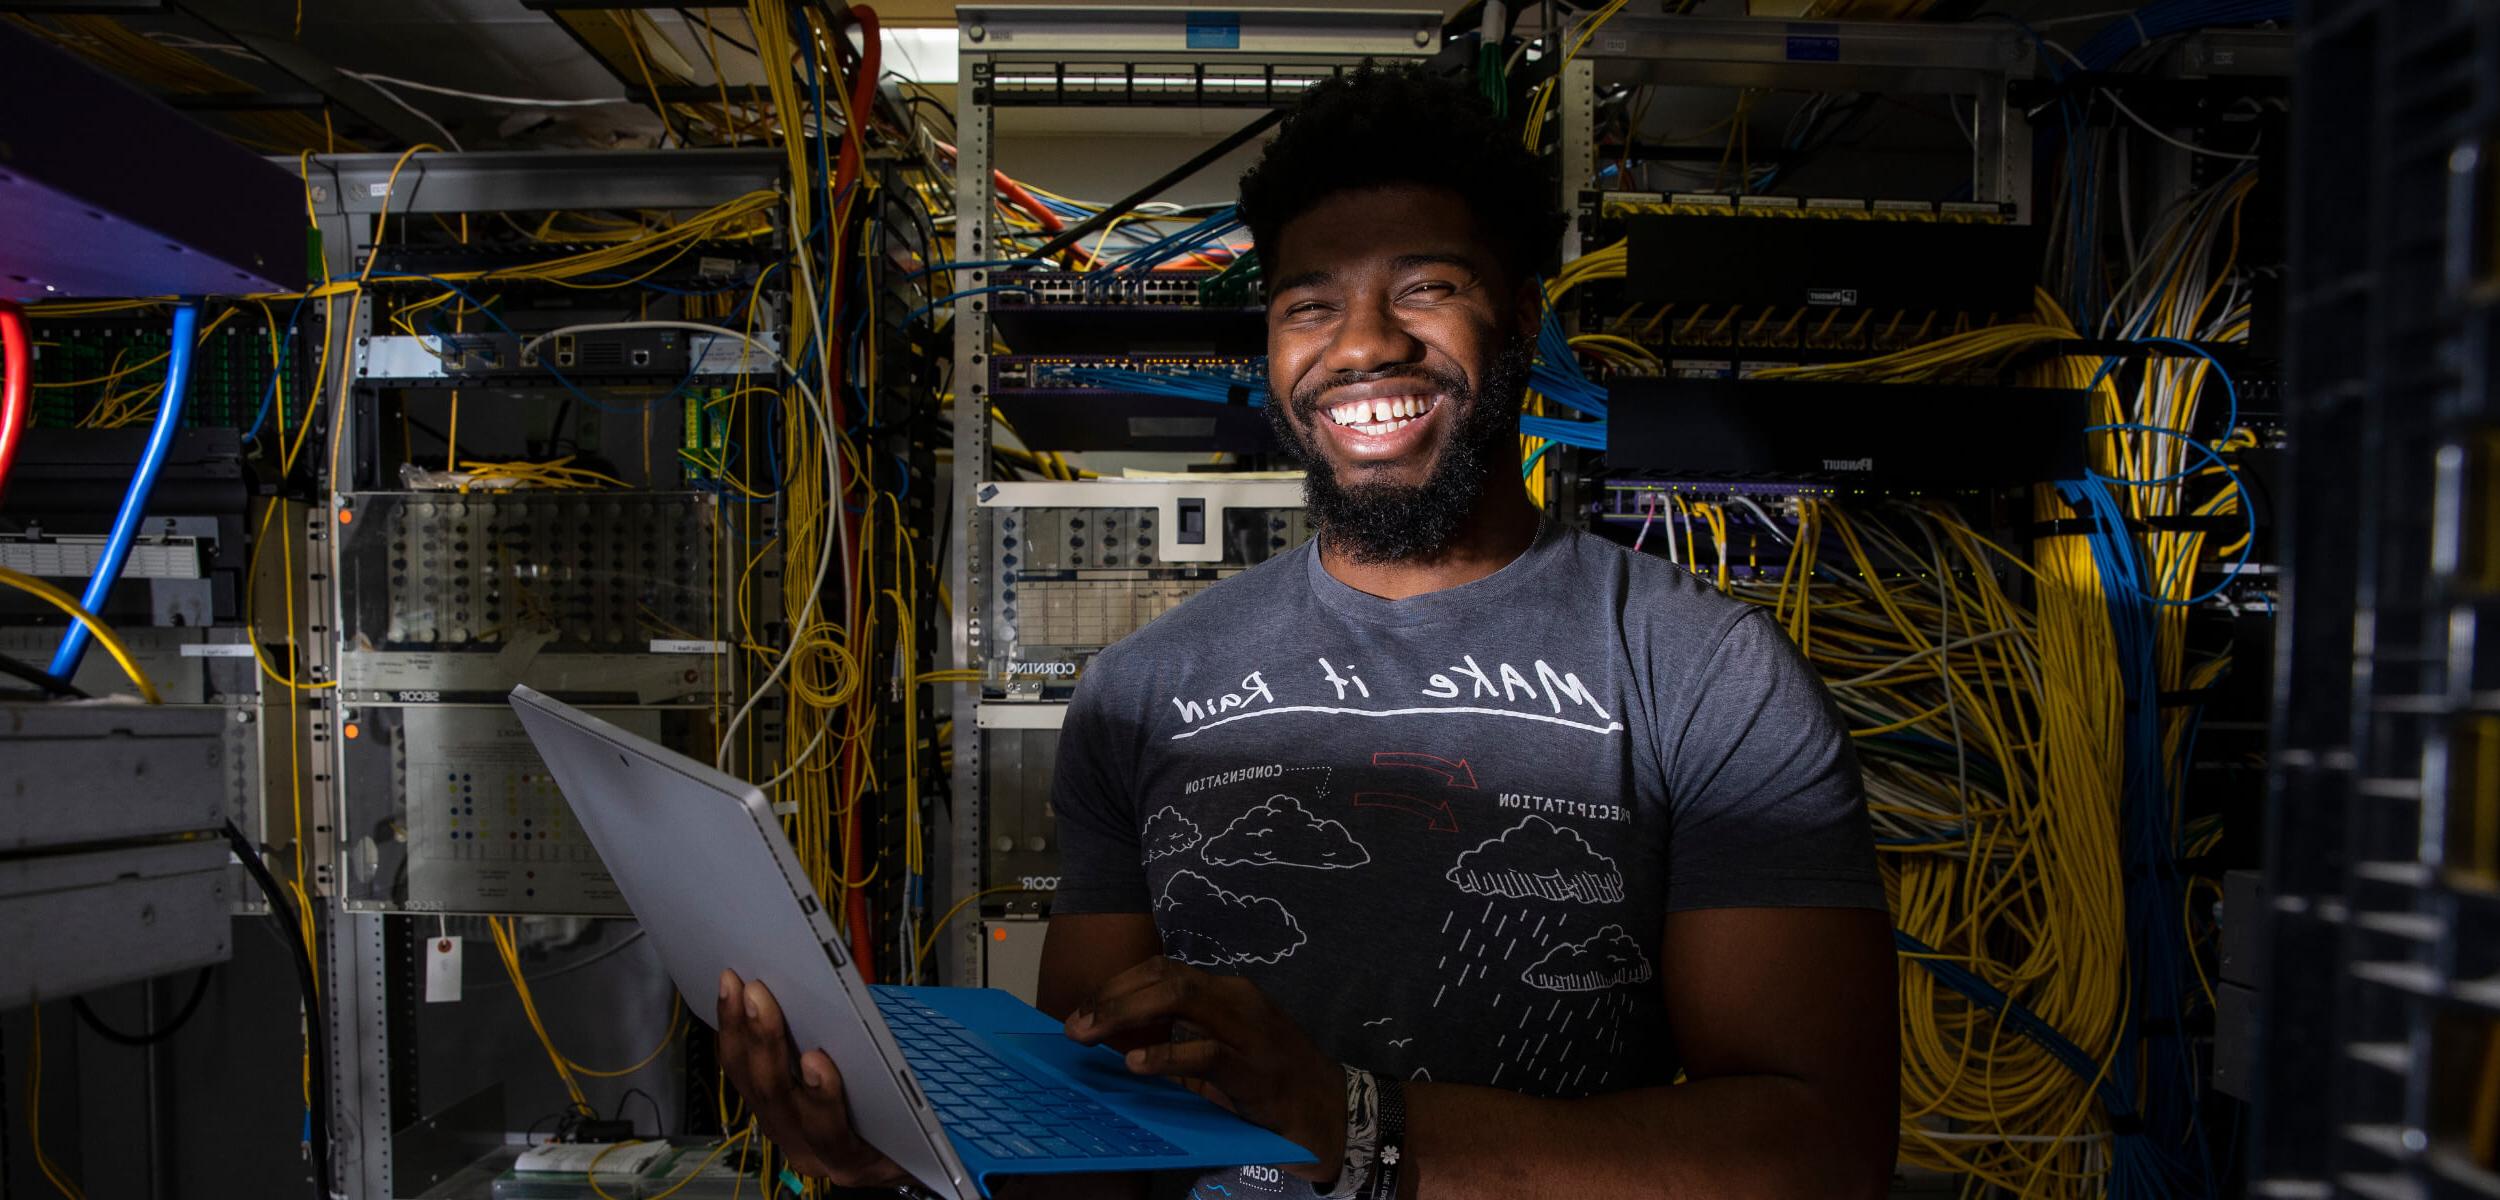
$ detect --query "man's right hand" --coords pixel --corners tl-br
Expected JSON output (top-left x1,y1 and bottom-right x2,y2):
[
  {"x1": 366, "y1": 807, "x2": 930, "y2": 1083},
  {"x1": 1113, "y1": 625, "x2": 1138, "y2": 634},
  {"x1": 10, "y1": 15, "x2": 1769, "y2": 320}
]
[{"x1": 715, "y1": 968, "x2": 912, "y2": 1188}]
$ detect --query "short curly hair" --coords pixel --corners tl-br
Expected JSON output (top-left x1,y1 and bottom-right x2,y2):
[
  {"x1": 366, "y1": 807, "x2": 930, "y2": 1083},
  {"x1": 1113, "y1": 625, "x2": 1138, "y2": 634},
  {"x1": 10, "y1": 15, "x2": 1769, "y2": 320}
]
[{"x1": 1236, "y1": 62, "x2": 1565, "y2": 290}]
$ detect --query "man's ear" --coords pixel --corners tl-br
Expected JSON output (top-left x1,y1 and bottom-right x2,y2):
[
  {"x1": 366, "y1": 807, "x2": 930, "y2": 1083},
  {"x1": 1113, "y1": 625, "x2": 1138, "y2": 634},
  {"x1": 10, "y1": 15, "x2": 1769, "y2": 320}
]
[{"x1": 1509, "y1": 275, "x2": 1545, "y2": 341}]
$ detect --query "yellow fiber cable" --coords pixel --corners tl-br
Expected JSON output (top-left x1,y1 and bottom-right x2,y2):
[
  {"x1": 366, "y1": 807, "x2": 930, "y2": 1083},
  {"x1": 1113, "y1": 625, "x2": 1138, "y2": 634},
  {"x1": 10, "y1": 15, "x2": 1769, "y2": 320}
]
[
  {"x1": 27, "y1": 1001, "x2": 87, "y2": 1200},
  {"x1": 0, "y1": 566, "x2": 162, "y2": 702}
]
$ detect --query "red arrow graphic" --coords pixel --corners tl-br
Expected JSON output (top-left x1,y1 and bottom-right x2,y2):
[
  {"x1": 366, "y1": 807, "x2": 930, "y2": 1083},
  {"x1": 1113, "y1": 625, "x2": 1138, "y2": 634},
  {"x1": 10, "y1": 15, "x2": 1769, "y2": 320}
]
[
  {"x1": 1352, "y1": 791, "x2": 1460, "y2": 832},
  {"x1": 1370, "y1": 751, "x2": 1477, "y2": 789}
]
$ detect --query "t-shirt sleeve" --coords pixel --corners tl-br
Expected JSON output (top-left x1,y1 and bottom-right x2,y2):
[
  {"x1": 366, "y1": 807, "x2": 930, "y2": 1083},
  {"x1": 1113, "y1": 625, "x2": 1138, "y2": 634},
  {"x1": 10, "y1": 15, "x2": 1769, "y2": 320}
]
[
  {"x1": 1661, "y1": 608, "x2": 1887, "y2": 913},
  {"x1": 1047, "y1": 661, "x2": 1152, "y2": 915}
]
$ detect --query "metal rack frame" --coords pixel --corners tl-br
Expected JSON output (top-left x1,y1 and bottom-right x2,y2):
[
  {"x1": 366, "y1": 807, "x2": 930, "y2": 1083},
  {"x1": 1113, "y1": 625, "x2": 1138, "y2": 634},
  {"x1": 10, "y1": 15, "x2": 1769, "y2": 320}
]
[
  {"x1": 1551, "y1": 14, "x2": 2036, "y2": 229},
  {"x1": 300, "y1": 149, "x2": 789, "y2": 1198},
  {"x1": 945, "y1": 4, "x2": 1436, "y2": 988},
  {"x1": 2260, "y1": 1, "x2": 2500, "y2": 1195}
]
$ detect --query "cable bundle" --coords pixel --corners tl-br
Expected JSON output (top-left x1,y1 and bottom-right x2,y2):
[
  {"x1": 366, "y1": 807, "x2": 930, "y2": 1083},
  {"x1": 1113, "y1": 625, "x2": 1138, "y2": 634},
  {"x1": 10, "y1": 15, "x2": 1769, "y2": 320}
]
[
  {"x1": 1703, "y1": 492, "x2": 2136, "y2": 1195},
  {"x1": 1079, "y1": 207, "x2": 1246, "y2": 287},
  {"x1": 1712, "y1": 255, "x2": 2253, "y2": 1192},
  {"x1": 1067, "y1": 365, "x2": 1266, "y2": 405},
  {"x1": 1530, "y1": 307, "x2": 1610, "y2": 420}
]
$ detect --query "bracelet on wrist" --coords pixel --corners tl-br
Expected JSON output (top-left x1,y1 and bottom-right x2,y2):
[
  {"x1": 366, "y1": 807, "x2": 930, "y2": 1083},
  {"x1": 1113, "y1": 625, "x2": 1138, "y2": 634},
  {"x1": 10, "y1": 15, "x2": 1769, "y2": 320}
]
[
  {"x1": 1316, "y1": 1065, "x2": 1379, "y2": 1200},
  {"x1": 1364, "y1": 1074, "x2": 1407, "y2": 1200}
]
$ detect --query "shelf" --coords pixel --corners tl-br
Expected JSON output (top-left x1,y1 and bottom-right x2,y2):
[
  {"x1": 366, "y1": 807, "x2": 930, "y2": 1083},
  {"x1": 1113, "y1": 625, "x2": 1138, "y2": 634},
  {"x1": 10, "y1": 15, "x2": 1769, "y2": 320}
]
[{"x1": 976, "y1": 702, "x2": 1067, "y2": 731}]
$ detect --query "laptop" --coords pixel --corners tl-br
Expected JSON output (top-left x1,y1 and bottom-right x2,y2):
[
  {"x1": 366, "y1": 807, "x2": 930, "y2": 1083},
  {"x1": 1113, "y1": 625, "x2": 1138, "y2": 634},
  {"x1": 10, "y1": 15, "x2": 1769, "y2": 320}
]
[{"x1": 507, "y1": 685, "x2": 1314, "y2": 1198}]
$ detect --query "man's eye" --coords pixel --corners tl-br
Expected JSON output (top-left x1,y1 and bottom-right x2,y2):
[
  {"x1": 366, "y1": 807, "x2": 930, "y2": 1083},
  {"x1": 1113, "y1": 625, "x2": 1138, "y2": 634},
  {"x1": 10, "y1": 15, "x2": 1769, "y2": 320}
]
[
  {"x1": 1285, "y1": 301, "x2": 1330, "y2": 317},
  {"x1": 1404, "y1": 282, "x2": 1456, "y2": 300}
]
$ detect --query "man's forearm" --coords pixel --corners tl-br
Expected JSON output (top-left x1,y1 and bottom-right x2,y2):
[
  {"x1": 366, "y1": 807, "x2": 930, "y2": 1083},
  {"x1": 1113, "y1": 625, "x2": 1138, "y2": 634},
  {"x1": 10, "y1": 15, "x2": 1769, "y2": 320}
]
[{"x1": 1401, "y1": 1075, "x2": 1893, "y2": 1200}]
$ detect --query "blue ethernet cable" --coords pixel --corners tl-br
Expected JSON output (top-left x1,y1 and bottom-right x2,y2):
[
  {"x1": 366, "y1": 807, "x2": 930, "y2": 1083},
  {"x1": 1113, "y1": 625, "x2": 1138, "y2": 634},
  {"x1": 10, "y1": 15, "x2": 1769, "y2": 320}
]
[{"x1": 51, "y1": 301, "x2": 200, "y2": 679}]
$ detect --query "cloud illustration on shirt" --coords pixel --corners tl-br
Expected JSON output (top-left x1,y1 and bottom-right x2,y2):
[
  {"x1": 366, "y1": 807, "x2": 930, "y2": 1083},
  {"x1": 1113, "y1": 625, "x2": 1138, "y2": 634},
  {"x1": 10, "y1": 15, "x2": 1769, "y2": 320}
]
[
  {"x1": 1445, "y1": 815, "x2": 1624, "y2": 904},
  {"x1": 1520, "y1": 924, "x2": 1652, "y2": 992},
  {"x1": 1141, "y1": 806, "x2": 1202, "y2": 861},
  {"x1": 1155, "y1": 870, "x2": 1307, "y2": 966},
  {"x1": 1200, "y1": 794, "x2": 1371, "y2": 870}
]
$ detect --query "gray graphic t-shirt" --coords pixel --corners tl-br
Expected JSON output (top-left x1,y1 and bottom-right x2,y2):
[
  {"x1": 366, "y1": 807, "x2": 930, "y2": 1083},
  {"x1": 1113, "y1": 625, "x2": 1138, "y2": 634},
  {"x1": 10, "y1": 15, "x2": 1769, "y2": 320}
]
[{"x1": 1050, "y1": 522, "x2": 1883, "y2": 1198}]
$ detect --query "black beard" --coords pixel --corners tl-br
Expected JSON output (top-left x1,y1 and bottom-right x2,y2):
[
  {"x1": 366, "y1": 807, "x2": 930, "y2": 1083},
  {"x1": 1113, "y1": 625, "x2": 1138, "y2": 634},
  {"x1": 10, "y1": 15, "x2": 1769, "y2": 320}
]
[{"x1": 1266, "y1": 336, "x2": 1535, "y2": 565}]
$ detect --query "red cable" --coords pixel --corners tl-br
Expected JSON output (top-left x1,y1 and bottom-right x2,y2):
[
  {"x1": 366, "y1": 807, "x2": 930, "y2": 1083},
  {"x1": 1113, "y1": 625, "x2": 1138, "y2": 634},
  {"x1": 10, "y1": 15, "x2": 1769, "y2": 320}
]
[
  {"x1": 926, "y1": 138, "x2": 1066, "y2": 235},
  {"x1": 824, "y1": 4, "x2": 883, "y2": 208},
  {"x1": 820, "y1": 5, "x2": 896, "y2": 981},
  {"x1": 0, "y1": 300, "x2": 30, "y2": 501},
  {"x1": 991, "y1": 172, "x2": 1065, "y2": 234}
]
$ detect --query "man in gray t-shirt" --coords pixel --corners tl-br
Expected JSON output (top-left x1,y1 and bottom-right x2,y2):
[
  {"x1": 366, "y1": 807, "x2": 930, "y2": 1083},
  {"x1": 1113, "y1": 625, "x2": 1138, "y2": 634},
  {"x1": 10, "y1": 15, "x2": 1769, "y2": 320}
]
[
  {"x1": 717, "y1": 64, "x2": 1898, "y2": 1199},
  {"x1": 1052, "y1": 518, "x2": 1882, "y2": 1101}
]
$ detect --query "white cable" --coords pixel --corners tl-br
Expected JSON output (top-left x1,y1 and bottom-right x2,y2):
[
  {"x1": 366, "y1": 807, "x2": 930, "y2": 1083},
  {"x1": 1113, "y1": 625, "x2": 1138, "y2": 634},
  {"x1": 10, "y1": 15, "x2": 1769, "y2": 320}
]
[
  {"x1": 2099, "y1": 87, "x2": 2259, "y2": 162},
  {"x1": 1726, "y1": 494, "x2": 1794, "y2": 545},
  {"x1": 791, "y1": 207, "x2": 858, "y2": 643},
  {"x1": 342, "y1": 71, "x2": 627, "y2": 108},
  {"x1": 2038, "y1": 36, "x2": 2089, "y2": 72},
  {"x1": 1671, "y1": 502, "x2": 1690, "y2": 574},
  {"x1": 1632, "y1": 491, "x2": 1660, "y2": 554},
  {"x1": 510, "y1": 311, "x2": 841, "y2": 769},
  {"x1": 755, "y1": 723, "x2": 833, "y2": 791},
  {"x1": 1712, "y1": 509, "x2": 1728, "y2": 584},
  {"x1": 352, "y1": 76, "x2": 466, "y2": 152}
]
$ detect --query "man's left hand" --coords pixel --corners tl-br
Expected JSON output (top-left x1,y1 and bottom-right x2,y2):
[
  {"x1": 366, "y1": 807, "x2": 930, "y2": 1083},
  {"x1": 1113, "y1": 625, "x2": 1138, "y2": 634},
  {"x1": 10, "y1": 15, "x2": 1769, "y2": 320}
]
[{"x1": 1064, "y1": 957, "x2": 1347, "y2": 1183}]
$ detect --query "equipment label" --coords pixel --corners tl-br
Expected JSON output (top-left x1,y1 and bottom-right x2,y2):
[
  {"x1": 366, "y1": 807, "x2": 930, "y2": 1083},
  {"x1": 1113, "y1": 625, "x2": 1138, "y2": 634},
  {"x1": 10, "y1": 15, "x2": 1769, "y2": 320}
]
[
  {"x1": 425, "y1": 936, "x2": 463, "y2": 1003},
  {"x1": 649, "y1": 639, "x2": 728, "y2": 654},
  {"x1": 180, "y1": 643, "x2": 255, "y2": 658},
  {"x1": 1186, "y1": 11, "x2": 1241, "y2": 49},
  {"x1": 1806, "y1": 287, "x2": 1859, "y2": 306}
]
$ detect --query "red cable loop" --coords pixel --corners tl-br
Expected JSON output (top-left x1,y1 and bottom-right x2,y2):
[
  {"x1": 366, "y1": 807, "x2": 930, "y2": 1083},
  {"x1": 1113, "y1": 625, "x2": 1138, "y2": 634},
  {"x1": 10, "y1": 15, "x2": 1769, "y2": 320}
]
[{"x1": 0, "y1": 300, "x2": 31, "y2": 501}]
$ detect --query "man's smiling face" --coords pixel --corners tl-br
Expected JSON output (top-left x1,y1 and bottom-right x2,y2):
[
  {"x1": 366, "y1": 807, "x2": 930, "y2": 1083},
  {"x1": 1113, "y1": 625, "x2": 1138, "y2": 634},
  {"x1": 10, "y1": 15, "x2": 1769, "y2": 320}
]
[{"x1": 1263, "y1": 184, "x2": 1536, "y2": 563}]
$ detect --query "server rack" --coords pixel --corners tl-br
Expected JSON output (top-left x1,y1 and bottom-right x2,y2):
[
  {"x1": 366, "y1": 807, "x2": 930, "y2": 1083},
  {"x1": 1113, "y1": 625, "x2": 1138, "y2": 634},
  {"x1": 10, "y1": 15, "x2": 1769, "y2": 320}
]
[{"x1": 2259, "y1": 1, "x2": 2500, "y2": 1196}]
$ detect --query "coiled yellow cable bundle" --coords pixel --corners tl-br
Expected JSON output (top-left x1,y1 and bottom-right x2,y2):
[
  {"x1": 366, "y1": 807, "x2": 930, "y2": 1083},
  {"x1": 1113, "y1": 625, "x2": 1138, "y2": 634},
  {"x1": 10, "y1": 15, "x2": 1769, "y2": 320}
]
[{"x1": 1706, "y1": 295, "x2": 2137, "y2": 1194}]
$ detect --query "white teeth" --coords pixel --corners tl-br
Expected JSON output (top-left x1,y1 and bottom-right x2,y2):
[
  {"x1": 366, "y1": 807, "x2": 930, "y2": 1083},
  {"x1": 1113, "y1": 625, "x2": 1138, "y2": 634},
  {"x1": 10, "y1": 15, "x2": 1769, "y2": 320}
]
[{"x1": 1324, "y1": 395, "x2": 1435, "y2": 429}]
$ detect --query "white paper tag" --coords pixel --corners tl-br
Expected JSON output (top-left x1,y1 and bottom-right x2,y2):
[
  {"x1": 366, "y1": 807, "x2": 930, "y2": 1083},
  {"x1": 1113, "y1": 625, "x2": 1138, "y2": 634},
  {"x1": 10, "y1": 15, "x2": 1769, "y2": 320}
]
[
  {"x1": 515, "y1": 1142, "x2": 668, "y2": 1173},
  {"x1": 179, "y1": 643, "x2": 255, "y2": 658},
  {"x1": 649, "y1": 639, "x2": 728, "y2": 654},
  {"x1": 367, "y1": 181, "x2": 391, "y2": 197},
  {"x1": 425, "y1": 936, "x2": 463, "y2": 1003}
]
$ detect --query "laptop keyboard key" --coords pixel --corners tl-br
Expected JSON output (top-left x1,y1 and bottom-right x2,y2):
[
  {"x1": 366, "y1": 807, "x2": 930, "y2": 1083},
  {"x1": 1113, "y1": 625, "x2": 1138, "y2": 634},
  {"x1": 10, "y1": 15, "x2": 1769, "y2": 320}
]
[{"x1": 871, "y1": 989, "x2": 1183, "y2": 1162}]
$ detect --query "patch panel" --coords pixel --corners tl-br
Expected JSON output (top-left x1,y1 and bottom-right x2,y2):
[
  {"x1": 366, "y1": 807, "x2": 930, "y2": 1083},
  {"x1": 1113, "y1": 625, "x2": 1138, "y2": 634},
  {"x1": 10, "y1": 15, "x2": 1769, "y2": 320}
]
[
  {"x1": 993, "y1": 355, "x2": 1266, "y2": 390},
  {"x1": 992, "y1": 269, "x2": 1247, "y2": 307},
  {"x1": 27, "y1": 309, "x2": 302, "y2": 430},
  {"x1": 981, "y1": 498, "x2": 1310, "y2": 695}
]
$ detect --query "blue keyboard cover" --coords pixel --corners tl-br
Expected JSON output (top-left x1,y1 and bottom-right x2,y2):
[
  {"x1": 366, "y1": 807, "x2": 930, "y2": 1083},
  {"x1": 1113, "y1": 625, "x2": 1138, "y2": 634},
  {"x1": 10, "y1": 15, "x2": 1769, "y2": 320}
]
[{"x1": 872, "y1": 989, "x2": 1183, "y2": 1162}]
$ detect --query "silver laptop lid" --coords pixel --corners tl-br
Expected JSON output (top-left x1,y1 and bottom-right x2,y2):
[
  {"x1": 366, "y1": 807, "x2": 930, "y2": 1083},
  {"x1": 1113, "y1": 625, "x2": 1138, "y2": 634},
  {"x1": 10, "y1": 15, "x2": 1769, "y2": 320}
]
[{"x1": 507, "y1": 685, "x2": 970, "y2": 1197}]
